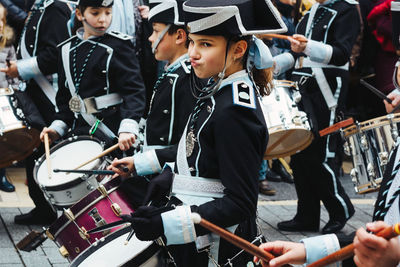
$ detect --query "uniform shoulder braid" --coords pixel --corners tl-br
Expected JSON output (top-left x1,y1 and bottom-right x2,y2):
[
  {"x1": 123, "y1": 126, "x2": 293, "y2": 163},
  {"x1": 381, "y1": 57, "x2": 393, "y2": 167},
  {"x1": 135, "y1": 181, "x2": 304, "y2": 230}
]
[
  {"x1": 57, "y1": 35, "x2": 78, "y2": 48},
  {"x1": 232, "y1": 81, "x2": 256, "y2": 109},
  {"x1": 180, "y1": 59, "x2": 191, "y2": 74},
  {"x1": 106, "y1": 31, "x2": 133, "y2": 41}
]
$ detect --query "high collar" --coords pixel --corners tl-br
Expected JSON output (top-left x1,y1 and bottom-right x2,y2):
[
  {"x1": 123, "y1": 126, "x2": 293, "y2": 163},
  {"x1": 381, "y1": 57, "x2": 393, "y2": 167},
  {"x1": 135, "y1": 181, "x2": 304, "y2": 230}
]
[{"x1": 166, "y1": 54, "x2": 189, "y2": 71}]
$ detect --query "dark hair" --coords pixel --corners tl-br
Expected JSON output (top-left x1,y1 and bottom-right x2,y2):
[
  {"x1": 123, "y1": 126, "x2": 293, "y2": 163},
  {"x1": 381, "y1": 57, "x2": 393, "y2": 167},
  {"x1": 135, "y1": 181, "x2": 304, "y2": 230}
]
[
  {"x1": 72, "y1": 6, "x2": 87, "y2": 33},
  {"x1": 164, "y1": 23, "x2": 189, "y2": 48},
  {"x1": 228, "y1": 35, "x2": 273, "y2": 97}
]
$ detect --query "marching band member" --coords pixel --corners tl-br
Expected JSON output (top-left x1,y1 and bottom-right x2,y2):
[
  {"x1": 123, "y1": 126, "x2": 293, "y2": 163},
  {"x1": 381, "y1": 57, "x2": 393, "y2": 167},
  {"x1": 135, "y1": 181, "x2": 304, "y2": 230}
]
[
  {"x1": 121, "y1": 0, "x2": 287, "y2": 265},
  {"x1": 108, "y1": 0, "x2": 197, "y2": 206},
  {"x1": 40, "y1": 0, "x2": 146, "y2": 152},
  {"x1": 0, "y1": 0, "x2": 70, "y2": 225},
  {"x1": 274, "y1": 0, "x2": 360, "y2": 234}
]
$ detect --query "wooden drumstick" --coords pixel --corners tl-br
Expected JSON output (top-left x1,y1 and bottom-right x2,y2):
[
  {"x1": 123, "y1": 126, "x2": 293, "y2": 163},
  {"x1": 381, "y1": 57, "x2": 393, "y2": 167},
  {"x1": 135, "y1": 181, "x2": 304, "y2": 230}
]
[
  {"x1": 44, "y1": 133, "x2": 52, "y2": 179},
  {"x1": 191, "y1": 213, "x2": 293, "y2": 267},
  {"x1": 259, "y1": 33, "x2": 308, "y2": 43},
  {"x1": 308, "y1": 223, "x2": 400, "y2": 267},
  {"x1": 71, "y1": 143, "x2": 119, "y2": 171}
]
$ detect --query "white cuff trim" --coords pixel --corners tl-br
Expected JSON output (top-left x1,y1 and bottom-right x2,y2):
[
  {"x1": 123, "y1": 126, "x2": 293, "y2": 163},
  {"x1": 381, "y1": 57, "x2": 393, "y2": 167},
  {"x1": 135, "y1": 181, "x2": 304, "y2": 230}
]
[
  {"x1": 118, "y1": 118, "x2": 139, "y2": 137},
  {"x1": 304, "y1": 40, "x2": 333, "y2": 64},
  {"x1": 133, "y1": 150, "x2": 162, "y2": 176},
  {"x1": 161, "y1": 205, "x2": 197, "y2": 245},
  {"x1": 391, "y1": 1, "x2": 400, "y2": 11},
  {"x1": 273, "y1": 53, "x2": 295, "y2": 76},
  {"x1": 302, "y1": 234, "x2": 340, "y2": 266},
  {"x1": 17, "y1": 57, "x2": 42, "y2": 81},
  {"x1": 49, "y1": 120, "x2": 68, "y2": 137}
]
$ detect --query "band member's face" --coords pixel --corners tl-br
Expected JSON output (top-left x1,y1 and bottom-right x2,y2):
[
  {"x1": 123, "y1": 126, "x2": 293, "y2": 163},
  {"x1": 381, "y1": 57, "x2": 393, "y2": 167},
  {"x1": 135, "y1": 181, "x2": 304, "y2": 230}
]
[
  {"x1": 149, "y1": 23, "x2": 175, "y2": 61},
  {"x1": 76, "y1": 7, "x2": 112, "y2": 38},
  {"x1": 188, "y1": 34, "x2": 228, "y2": 79}
]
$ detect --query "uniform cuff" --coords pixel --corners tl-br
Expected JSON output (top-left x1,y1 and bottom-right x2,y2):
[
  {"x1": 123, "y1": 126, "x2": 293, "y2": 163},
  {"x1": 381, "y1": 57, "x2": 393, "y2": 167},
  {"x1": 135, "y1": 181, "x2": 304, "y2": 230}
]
[
  {"x1": 273, "y1": 53, "x2": 295, "y2": 76},
  {"x1": 304, "y1": 40, "x2": 333, "y2": 64},
  {"x1": 17, "y1": 57, "x2": 41, "y2": 80},
  {"x1": 301, "y1": 234, "x2": 340, "y2": 265},
  {"x1": 161, "y1": 205, "x2": 197, "y2": 245},
  {"x1": 392, "y1": 1, "x2": 400, "y2": 11},
  {"x1": 133, "y1": 150, "x2": 162, "y2": 176},
  {"x1": 118, "y1": 119, "x2": 139, "y2": 137},
  {"x1": 49, "y1": 120, "x2": 68, "y2": 137}
]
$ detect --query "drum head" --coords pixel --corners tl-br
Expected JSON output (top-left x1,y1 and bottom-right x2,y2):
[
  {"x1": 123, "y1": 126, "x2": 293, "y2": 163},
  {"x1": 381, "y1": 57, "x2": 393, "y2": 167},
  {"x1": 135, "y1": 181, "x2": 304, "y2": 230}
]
[
  {"x1": 0, "y1": 127, "x2": 40, "y2": 168},
  {"x1": 264, "y1": 128, "x2": 313, "y2": 159},
  {"x1": 35, "y1": 137, "x2": 103, "y2": 187},
  {"x1": 70, "y1": 227, "x2": 160, "y2": 267}
]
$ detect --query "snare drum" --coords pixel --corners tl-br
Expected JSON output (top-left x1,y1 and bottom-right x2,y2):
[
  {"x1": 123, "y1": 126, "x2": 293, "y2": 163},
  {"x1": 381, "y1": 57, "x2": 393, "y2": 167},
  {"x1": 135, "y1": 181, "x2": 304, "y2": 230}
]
[
  {"x1": 262, "y1": 80, "x2": 313, "y2": 159},
  {"x1": 342, "y1": 113, "x2": 400, "y2": 194},
  {"x1": 47, "y1": 177, "x2": 135, "y2": 262},
  {"x1": 70, "y1": 227, "x2": 165, "y2": 267},
  {"x1": 0, "y1": 89, "x2": 40, "y2": 168},
  {"x1": 34, "y1": 136, "x2": 107, "y2": 208}
]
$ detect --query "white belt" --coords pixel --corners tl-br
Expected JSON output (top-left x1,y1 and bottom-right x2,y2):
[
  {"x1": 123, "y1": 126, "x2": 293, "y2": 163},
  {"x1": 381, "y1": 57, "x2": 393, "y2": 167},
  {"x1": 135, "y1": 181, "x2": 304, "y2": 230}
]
[
  {"x1": 296, "y1": 57, "x2": 349, "y2": 70},
  {"x1": 172, "y1": 174, "x2": 225, "y2": 199}
]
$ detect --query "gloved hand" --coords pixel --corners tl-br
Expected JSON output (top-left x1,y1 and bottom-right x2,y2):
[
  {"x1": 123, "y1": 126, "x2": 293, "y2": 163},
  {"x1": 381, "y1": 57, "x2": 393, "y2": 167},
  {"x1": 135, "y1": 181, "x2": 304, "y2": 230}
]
[
  {"x1": 125, "y1": 206, "x2": 172, "y2": 241},
  {"x1": 142, "y1": 167, "x2": 174, "y2": 205}
]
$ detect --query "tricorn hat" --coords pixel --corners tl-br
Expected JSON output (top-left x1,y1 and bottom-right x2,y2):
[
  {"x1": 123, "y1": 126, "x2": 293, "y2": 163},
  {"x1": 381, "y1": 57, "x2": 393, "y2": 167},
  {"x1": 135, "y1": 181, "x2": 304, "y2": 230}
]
[
  {"x1": 183, "y1": 0, "x2": 287, "y2": 36},
  {"x1": 59, "y1": 0, "x2": 113, "y2": 8},
  {"x1": 149, "y1": 0, "x2": 185, "y2": 25}
]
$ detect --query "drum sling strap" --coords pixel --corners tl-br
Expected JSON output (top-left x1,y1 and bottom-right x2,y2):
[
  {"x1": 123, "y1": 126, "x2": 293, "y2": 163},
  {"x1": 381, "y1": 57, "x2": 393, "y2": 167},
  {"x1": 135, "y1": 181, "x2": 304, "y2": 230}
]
[
  {"x1": 20, "y1": 10, "x2": 57, "y2": 107},
  {"x1": 61, "y1": 42, "x2": 116, "y2": 139},
  {"x1": 303, "y1": 2, "x2": 338, "y2": 110}
]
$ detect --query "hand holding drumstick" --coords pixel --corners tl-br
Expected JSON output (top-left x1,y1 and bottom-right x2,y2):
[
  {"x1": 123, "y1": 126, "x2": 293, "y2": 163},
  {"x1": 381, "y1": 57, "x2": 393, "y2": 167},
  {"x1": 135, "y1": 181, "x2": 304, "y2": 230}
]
[{"x1": 259, "y1": 34, "x2": 308, "y2": 53}]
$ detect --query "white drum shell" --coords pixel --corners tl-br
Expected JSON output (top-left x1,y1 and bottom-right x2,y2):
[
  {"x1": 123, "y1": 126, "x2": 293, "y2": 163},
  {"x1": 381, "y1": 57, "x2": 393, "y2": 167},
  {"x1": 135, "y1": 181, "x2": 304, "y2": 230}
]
[{"x1": 34, "y1": 137, "x2": 105, "y2": 207}]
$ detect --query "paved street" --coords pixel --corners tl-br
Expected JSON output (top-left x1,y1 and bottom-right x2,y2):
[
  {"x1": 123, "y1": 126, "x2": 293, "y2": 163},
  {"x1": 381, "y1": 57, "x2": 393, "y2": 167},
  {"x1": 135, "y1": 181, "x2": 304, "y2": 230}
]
[{"x1": 0, "y1": 164, "x2": 376, "y2": 266}]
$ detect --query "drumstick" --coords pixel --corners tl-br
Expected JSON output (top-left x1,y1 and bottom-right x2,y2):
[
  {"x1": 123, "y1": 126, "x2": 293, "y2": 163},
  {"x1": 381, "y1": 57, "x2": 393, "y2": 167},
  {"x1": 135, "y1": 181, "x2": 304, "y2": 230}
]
[
  {"x1": 44, "y1": 133, "x2": 52, "y2": 179},
  {"x1": 259, "y1": 34, "x2": 308, "y2": 42},
  {"x1": 308, "y1": 223, "x2": 400, "y2": 267},
  {"x1": 360, "y1": 79, "x2": 392, "y2": 104},
  {"x1": 71, "y1": 143, "x2": 119, "y2": 171},
  {"x1": 319, "y1": 118, "x2": 354, "y2": 137},
  {"x1": 191, "y1": 213, "x2": 293, "y2": 267}
]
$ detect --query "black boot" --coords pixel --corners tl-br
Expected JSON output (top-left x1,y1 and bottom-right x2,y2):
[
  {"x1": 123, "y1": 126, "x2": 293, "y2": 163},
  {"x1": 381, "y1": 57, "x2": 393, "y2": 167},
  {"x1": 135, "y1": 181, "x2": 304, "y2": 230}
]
[
  {"x1": 272, "y1": 160, "x2": 294, "y2": 183},
  {"x1": 265, "y1": 169, "x2": 282, "y2": 182},
  {"x1": 0, "y1": 169, "x2": 15, "y2": 192},
  {"x1": 14, "y1": 208, "x2": 57, "y2": 225}
]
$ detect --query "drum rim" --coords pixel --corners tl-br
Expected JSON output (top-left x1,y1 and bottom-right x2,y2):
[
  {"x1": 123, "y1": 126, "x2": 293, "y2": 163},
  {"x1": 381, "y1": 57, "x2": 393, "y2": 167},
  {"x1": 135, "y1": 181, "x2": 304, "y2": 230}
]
[
  {"x1": 343, "y1": 114, "x2": 400, "y2": 137},
  {"x1": 69, "y1": 227, "x2": 159, "y2": 267},
  {"x1": 48, "y1": 177, "x2": 121, "y2": 236},
  {"x1": 33, "y1": 135, "x2": 104, "y2": 186}
]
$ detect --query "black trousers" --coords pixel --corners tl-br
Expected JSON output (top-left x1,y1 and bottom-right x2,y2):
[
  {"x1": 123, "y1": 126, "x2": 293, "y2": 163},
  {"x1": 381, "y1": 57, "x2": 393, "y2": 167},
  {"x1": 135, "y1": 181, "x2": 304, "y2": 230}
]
[{"x1": 289, "y1": 68, "x2": 355, "y2": 226}]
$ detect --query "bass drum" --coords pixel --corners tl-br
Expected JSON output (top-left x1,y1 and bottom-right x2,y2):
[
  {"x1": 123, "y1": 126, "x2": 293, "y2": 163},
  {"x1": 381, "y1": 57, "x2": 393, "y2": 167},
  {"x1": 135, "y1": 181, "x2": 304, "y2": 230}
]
[
  {"x1": 262, "y1": 80, "x2": 313, "y2": 159},
  {"x1": 0, "y1": 88, "x2": 40, "y2": 168}
]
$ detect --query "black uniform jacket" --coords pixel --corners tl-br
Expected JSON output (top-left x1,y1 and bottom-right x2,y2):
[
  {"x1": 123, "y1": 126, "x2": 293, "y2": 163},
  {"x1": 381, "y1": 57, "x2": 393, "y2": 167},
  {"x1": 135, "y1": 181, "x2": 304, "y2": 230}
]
[
  {"x1": 17, "y1": 0, "x2": 70, "y2": 125},
  {"x1": 145, "y1": 56, "x2": 196, "y2": 166},
  {"x1": 54, "y1": 30, "x2": 146, "y2": 137},
  {"x1": 174, "y1": 71, "x2": 269, "y2": 265}
]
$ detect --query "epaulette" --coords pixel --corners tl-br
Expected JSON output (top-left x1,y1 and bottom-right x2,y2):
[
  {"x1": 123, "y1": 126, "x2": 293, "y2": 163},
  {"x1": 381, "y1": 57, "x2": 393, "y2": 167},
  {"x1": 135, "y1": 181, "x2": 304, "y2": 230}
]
[
  {"x1": 232, "y1": 81, "x2": 256, "y2": 109},
  {"x1": 107, "y1": 31, "x2": 133, "y2": 41},
  {"x1": 57, "y1": 35, "x2": 78, "y2": 48},
  {"x1": 43, "y1": 0, "x2": 54, "y2": 8},
  {"x1": 180, "y1": 59, "x2": 191, "y2": 74}
]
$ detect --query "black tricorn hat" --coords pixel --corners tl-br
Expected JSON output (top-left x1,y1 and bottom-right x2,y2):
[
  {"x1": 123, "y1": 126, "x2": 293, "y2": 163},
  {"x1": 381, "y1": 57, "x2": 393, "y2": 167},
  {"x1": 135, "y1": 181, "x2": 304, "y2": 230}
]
[
  {"x1": 183, "y1": 0, "x2": 287, "y2": 36},
  {"x1": 59, "y1": 0, "x2": 113, "y2": 7},
  {"x1": 149, "y1": 0, "x2": 185, "y2": 25}
]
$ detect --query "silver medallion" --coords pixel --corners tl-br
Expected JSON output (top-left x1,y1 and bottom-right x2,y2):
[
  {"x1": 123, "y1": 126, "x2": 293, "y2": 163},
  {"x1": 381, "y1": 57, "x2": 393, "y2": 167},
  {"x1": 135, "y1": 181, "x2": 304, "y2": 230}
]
[
  {"x1": 186, "y1": 130, "x2": 196, "y2": 157},
  {"x1": 69, "y1": 94, "x2": 82, "y2": 113}
]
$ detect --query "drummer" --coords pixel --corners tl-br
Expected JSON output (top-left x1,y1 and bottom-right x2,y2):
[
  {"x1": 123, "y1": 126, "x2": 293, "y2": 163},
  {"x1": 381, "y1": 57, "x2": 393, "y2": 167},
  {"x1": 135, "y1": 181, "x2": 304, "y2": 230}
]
[
  {"x1": 115, "y1": 0, "x2": 287, "y2": 265},
  {"x1": 108, "y1": 0, "x2": 197, "y2": 207},
  {"x1": 40, "y1": 0, "x2": 145, "y2": 151},
  {"x1": 1, "y1": 0, "x2": 71, "y2": 225}
]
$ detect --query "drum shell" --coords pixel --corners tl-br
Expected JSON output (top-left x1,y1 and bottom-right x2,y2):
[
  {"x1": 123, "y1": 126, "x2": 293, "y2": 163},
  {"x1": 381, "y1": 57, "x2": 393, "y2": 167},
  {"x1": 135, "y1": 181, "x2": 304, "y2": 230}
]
[
  {"x1": 47, "y1": 177, "x2": 135, "y2": 262},
  {"x1": 33, "y1": 136, "x2": 106, "y2": 208},
  {"x1": 262, "y1": 80, "x2": 313, "y2": 159},
  {"x1": 0, "y1": 93, "x2": 41, "y2": 168},
  {"x1": 343, "y1": 114, "x2": 400, "y2": 194}
]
